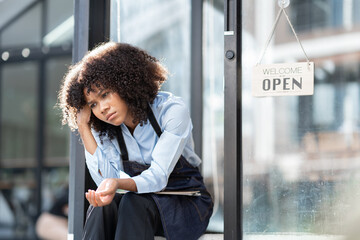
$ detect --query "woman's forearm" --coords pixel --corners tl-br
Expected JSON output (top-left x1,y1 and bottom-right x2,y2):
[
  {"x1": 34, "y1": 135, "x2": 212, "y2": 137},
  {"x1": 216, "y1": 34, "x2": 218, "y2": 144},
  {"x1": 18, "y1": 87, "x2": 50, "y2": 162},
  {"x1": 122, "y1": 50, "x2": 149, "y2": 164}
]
[
  {"x1": 78, "y1": 124, "x2": 97, "y2": 155},
  {"x1": 116, "y1": 178, "x2": 138, "y2": 192}
]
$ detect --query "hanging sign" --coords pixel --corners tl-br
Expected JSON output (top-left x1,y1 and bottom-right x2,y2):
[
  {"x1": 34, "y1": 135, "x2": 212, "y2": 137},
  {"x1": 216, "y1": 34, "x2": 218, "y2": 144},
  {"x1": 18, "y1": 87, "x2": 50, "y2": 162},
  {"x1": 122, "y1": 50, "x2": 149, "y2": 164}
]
[
  {"x1": 253, "y1": 0, "x2": 315, "y2": 97},
  {"x1": 252, "y1": 62, "x2": 314, "y2": 97}
]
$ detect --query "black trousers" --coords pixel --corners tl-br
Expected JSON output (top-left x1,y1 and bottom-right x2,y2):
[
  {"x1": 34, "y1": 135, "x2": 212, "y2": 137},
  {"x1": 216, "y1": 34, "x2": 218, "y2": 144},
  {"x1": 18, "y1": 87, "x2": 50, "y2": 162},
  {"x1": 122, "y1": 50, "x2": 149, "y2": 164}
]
[{"x1": 82, "y1": 192, "x2": 164, "y2": 240}]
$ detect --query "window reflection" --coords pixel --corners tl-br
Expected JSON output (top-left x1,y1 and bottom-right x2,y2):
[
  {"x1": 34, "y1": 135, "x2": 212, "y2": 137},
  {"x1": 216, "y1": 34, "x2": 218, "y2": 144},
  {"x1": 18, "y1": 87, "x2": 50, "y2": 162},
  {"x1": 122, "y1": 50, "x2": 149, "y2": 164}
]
[
  {"x1": 43, "y1": 0, "x2": 73, "y2": 47},
  {"x1": 110, "y1": 0, "x2": 191, "y2": 106},
  {"x1": 1, "y1": 3, "x2": 42, "y2": 48},
  {"x1": 354, "y1": 0, "x2": 360, "y2": 24},
  {"x1": 45, "y1": 57, "x2": 71, "y2": 166},
  {"x1": 0, "y1": 62, "x2": 38, "y2": 238},
  {"x1": 1, "y1": 62, "x2": 38, "y2": 165},
  {"x1": 292, "y1": 0, "x2": 343, "y2": 32}
]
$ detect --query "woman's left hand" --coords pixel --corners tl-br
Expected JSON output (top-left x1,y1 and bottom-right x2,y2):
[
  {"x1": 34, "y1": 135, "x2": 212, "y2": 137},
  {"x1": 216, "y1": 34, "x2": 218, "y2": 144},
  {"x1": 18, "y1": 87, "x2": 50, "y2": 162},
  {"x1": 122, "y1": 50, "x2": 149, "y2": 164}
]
[{"x1": 85, "y1": 178, "x2": 118, "y2": 207}]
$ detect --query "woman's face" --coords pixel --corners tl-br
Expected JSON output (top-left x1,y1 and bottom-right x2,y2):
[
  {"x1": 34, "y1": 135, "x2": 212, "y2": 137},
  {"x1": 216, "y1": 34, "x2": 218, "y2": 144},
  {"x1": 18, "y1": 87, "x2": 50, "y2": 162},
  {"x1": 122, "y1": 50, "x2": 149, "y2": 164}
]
[{"x1": 83, "y1": 86, "x2": 134, "y2": 127}]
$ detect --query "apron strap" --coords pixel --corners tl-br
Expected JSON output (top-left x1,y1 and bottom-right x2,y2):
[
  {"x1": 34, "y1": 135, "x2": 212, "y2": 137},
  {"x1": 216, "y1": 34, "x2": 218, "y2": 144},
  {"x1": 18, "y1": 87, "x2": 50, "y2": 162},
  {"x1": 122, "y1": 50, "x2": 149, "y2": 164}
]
[
  {"x1": 147, "y1": 105, "x2": 162, "y2": 138},
  {"x1": 116, "y1": 104, "x2": 161, "y2": 161},
  {"x1": 146, "y1": 106, "x2": 186, "y2": 160},
  {"x1": 116, "y1": 126, "x2": 129, "y2": 161}
]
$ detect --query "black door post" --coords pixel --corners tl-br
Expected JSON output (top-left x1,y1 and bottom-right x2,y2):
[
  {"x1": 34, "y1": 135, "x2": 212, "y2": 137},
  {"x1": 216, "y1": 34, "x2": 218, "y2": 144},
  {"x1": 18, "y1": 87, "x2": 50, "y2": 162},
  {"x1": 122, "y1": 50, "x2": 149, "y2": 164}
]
[{"x1": 224, "y1": 0, "x2": 242, "y2": 239}]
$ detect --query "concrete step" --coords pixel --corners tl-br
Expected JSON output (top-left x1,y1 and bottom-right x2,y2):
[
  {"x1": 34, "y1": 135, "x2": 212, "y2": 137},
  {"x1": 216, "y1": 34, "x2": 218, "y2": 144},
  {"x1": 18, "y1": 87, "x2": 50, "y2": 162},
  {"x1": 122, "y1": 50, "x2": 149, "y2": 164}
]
[{"x1": 155, "y1": 234, "x2": 223, "y2": 240}]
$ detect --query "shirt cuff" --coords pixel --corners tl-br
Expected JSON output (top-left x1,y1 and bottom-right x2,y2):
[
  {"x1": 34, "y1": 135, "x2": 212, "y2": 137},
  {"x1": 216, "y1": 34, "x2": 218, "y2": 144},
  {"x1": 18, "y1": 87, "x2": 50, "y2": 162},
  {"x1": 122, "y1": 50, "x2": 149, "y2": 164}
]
[
  {"x1": 131, "y1": 161, "x2": 168, "y2": 194},
  {"x1": 132, "y1": 175, "x2": 149, "y2": 193}
]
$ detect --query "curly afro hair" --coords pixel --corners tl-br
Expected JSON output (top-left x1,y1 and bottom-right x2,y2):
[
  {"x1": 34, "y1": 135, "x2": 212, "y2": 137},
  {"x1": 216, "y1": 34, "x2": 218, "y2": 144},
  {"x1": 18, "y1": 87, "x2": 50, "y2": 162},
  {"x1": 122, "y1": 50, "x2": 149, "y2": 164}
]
[{"x1": 58, "y1": 42, "x2": 168, "y2": 140}]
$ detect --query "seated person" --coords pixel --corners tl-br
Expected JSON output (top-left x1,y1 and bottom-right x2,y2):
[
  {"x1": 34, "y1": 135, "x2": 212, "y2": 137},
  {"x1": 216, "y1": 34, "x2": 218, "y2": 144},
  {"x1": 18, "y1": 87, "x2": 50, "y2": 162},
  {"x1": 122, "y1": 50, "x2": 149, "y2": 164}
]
[
  {"x1": 58, "y1": 42, "x2": 214, "y2": 240},
  {"x1": 36, "y1": 188, "x2": 68, "y2": 240}
]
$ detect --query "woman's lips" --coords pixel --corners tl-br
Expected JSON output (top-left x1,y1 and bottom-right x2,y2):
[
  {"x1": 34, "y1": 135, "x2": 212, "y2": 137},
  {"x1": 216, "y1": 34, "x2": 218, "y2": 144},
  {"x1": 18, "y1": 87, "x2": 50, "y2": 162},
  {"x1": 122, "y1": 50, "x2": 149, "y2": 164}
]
[{"x1": 106, "y1": 112, "x2": 116, "y2": 121}]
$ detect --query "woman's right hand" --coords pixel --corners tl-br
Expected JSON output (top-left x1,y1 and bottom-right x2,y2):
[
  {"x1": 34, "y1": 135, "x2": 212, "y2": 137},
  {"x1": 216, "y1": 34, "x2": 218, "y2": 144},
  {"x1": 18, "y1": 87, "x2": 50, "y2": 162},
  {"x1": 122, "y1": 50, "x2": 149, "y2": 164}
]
[
  {"x1": 86, "y1": 178, "x2": 118, "y2": 207},
  {"x1": 76, "y1": 105, "x2": 97, "y2": 155},
  {"x1": 77, "y1": 105, "x2": 91, "y2": 129}
]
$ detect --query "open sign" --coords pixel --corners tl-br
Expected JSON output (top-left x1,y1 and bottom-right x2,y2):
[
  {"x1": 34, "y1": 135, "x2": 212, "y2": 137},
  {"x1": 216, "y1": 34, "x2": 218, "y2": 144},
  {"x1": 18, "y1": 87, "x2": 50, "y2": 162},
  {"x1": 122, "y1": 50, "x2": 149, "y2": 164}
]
[{"x1": 252, "y1": 62, "x2": 314, "y2": 97}]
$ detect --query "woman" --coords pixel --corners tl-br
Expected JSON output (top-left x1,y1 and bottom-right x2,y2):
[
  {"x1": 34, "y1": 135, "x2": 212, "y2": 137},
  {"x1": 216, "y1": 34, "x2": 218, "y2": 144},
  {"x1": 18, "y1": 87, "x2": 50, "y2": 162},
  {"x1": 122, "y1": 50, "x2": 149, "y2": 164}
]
[{"x1": 58, "y1": 42, "x2": 213, "y2": 240}]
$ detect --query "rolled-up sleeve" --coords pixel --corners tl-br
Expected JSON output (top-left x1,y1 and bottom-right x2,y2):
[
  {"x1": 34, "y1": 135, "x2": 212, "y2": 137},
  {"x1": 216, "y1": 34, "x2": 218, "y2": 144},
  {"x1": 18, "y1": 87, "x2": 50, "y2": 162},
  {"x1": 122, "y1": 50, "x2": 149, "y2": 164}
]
[
  {"x1": 132, "y1": 100, "x2": 193, "y2": 193},
  {"x1": 84, "y1": 133, "x2": 123, "y2": 186}
]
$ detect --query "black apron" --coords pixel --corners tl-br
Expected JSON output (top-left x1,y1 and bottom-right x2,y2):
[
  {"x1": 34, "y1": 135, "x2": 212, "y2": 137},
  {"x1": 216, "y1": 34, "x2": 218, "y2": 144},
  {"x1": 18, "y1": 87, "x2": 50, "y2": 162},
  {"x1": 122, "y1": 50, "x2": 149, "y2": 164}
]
[{"x1": 115, "y1": 107, "x2": 213, "y2": 240}]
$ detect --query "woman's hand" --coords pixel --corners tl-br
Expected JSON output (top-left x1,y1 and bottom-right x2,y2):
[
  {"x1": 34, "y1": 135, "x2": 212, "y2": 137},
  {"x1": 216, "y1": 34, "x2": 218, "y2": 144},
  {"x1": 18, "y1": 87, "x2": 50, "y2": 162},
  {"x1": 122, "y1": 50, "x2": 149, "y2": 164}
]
[
  {"x1": 77, "y1": 105, "x2": 92, "y2": 129},
  {"x1": 85, "y1": 178, "x2": 118, "y2": 207},
  {"x1": 85, "y1": 178, "x2": 137, "y2": 207},
  {"x1": 76, "y1": 105, "x2": 97, "y2": 154}
]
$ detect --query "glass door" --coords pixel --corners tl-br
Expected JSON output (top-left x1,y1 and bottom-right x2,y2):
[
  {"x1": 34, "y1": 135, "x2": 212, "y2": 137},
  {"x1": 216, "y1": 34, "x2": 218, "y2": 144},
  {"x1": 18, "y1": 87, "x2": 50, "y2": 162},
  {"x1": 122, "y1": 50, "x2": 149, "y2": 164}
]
[{"x1": 242, "y1": 0, "x2": 360, "y2": 238}]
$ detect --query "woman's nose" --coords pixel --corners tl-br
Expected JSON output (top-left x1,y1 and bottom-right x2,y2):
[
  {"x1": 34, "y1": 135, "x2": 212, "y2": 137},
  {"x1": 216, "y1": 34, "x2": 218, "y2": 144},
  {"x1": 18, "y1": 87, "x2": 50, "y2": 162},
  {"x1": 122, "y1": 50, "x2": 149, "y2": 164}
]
[{"x1": 100, "y1": 101, "x2": 109, "y2": 114}]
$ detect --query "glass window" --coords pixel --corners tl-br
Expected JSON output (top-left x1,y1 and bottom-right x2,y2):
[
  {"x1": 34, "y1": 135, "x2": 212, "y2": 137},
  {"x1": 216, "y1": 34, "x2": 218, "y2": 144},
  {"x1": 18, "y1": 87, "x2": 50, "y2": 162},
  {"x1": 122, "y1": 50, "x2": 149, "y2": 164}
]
[
  {"x1": 1, "y1": 62, "x2": 38, "y2": 166},
  {"x1": 313, "y1": 84, "x2": 335, "y2": 126},
  {"x1": 1, "y1": 2, "x2": 42, "y2": 48},
  {"x1": 0, "y1": 61, "x2": 38, "y2": 239},
  {"x1": 0, "y1": 1, "x2": 73, "y2": 238},
  {"x1": 353, "y1": 0, "x2": 360, "y2": 24},
  {"x1": 44, "y1": 0, "x2": 73, "y2": 47},
  {"x1": 0, "y1": 0, "x2": 35, "y2": 29},
  {"x1": 243, "y1": 0, "x2": 360, "y2": 238},
  {"x1": 202, "y1": 0, "x2": 224, "y2": 232},
  {"x1": 291, "y1": 0, "x2": 343, "y2": 32},
  {"x1": 110, "y1": 0, "x2": 191, "y2": 106},
  {"x1": 44, "y1": 57, "x2": 71, "y2": 167}
]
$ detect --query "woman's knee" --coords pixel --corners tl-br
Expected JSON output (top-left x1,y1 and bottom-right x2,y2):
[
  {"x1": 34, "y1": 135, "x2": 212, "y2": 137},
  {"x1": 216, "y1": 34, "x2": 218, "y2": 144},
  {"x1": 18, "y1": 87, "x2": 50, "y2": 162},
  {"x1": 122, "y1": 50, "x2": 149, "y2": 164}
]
[
  {"x1": 118, "y1": 193, "x2": 153, "y2": 214},
  {"x1": 116, "y1": 193, "x2": 162, "y2": 238}
]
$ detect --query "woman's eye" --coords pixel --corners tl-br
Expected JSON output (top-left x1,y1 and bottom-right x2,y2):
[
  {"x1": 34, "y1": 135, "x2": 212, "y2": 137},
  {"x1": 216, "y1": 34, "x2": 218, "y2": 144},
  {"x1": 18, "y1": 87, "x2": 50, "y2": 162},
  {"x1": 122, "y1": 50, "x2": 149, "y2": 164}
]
[
  {"x1": 102, "y1": 92, "x2": 109, "y2": 98},
  {"x1": 90, "y1": 103, "x2": 96, "y2": 108}
]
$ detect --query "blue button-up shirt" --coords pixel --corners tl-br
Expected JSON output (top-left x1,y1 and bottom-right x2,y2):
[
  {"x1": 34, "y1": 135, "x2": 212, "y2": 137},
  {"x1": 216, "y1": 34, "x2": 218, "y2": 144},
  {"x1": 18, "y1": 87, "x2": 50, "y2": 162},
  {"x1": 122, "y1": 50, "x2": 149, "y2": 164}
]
[{"x1": 84, "y1": 92, "x2": 201, "y2": 193}]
